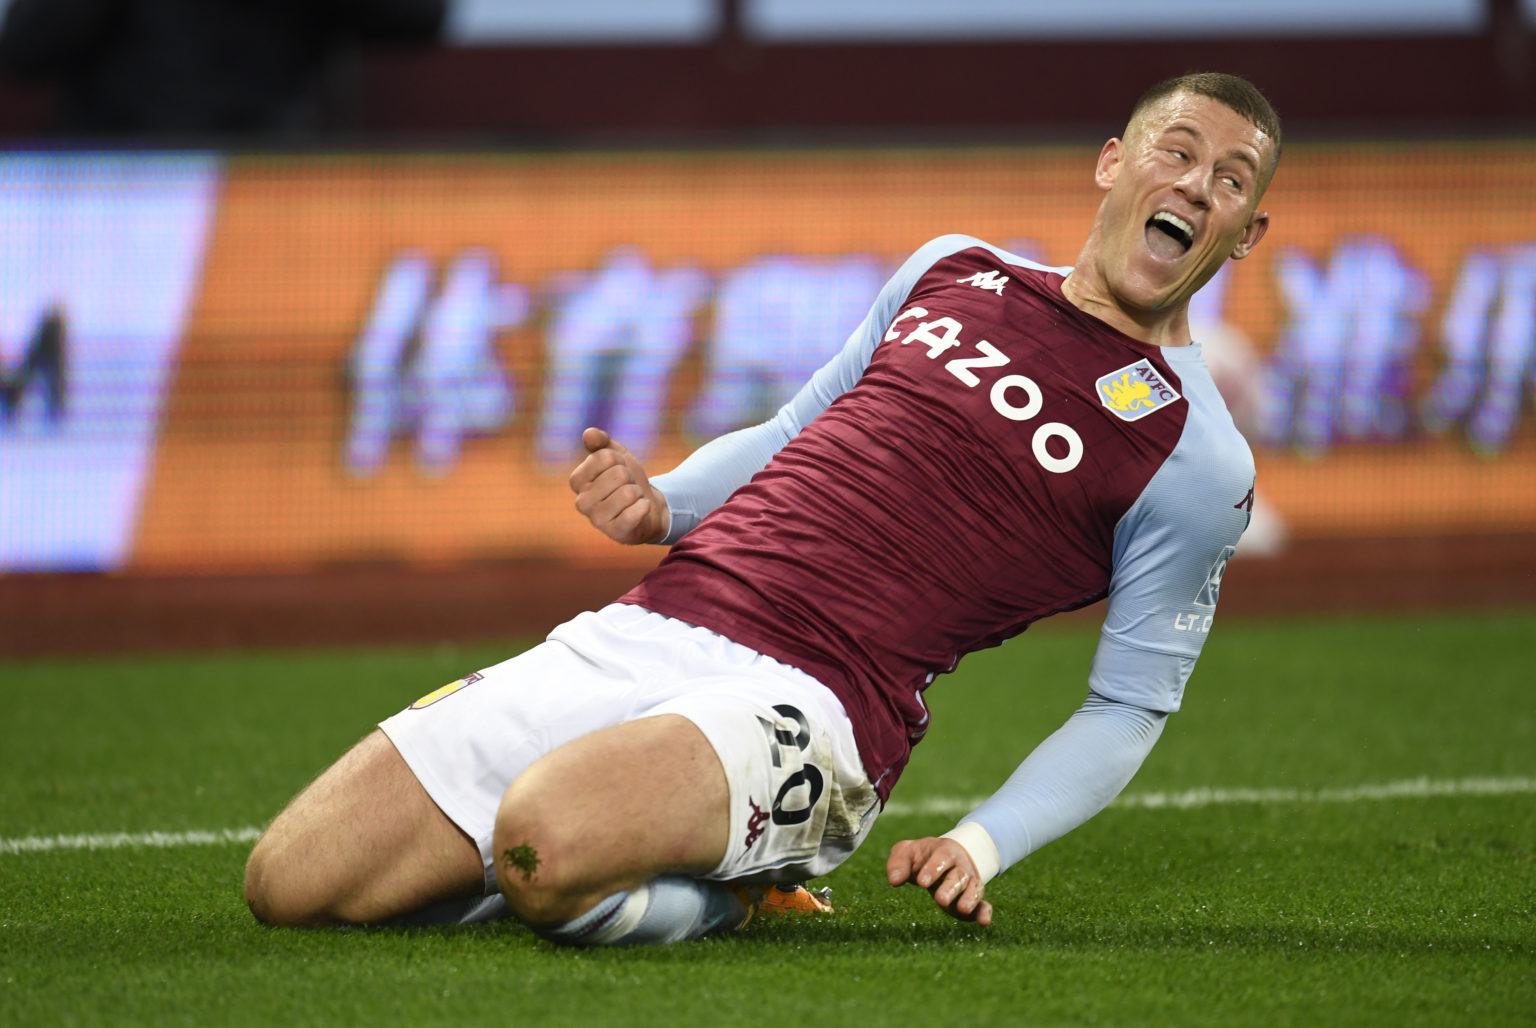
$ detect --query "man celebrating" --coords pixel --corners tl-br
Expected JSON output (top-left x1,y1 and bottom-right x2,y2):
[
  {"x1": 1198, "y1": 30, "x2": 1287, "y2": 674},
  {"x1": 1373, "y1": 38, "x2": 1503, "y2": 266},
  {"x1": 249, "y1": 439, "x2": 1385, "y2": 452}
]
[{"x1": 245, "y1": 71, "x2": 1279, "y2": 942}]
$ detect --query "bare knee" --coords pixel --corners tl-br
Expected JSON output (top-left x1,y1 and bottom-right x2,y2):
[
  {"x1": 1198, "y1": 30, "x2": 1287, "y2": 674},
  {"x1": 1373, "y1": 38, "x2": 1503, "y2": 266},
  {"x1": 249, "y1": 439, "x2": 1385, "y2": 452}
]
[
  {"x1": 244, "y1": 833, "x2": 317, "y2": 926},
  {"x1": 243, "y1": 828, "x2": 337, "y2": 927},
  {"x1": 492, "y1": 786, "x2": 594, "y2": 927},
  {"x1": 491, "y1": 716, "x2": 729, "y2": 928},
  {"x1": 242, "y1": 730, "x2": 485, "y2": 927}
]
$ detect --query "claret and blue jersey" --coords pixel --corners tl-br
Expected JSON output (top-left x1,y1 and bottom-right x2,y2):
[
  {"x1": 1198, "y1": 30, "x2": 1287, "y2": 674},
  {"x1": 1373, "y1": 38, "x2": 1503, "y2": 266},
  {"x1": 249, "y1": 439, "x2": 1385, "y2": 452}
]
[{"x1": 627, "y1": 235, "x2": 1254, "y2": 802}]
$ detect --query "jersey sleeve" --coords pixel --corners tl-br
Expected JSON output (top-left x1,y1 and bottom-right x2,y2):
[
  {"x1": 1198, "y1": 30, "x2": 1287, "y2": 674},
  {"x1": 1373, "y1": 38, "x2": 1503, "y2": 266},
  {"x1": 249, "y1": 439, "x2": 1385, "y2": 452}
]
[
  {"x1": 949, "y1": 690, "x2": 1168, "y2": 877},
  {"x1": 1088, "y1": 413, "x2": 1254, "y2": 713},
  {"x1": 652, "y1": 235, "x2": 992, "y2": 541},
  {"x1": 952, "y1": 378, "x2": 1254, "y2": 879}
]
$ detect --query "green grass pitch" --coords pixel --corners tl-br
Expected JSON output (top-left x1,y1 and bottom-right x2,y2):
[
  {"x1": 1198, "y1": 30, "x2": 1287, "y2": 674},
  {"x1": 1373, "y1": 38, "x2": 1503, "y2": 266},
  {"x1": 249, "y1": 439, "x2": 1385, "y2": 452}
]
[{"x1": 2, "y1": 608, "x2": 1532, "y2": 1026}]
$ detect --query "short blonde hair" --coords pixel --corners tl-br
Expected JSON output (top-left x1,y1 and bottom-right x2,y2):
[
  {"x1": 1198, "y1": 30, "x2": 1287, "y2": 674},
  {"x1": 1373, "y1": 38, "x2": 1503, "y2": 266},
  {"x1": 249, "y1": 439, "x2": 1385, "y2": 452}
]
[{"x1": 1130, "y1": 72, "x2": 1282, "y2": 185}]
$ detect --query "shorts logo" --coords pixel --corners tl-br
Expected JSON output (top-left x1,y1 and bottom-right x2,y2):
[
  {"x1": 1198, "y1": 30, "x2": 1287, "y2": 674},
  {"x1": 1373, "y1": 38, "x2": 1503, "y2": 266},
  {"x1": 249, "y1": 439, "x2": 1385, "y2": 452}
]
[
  {"x1": 1096, "y1": 359, "x2": 1181, "y2": 421},
  {"x1": 744, "y1": 797, "x2": 770, "y2": 851},
  {"x1": 409, "y1": 671, "x2": 484, "y2": 710}
]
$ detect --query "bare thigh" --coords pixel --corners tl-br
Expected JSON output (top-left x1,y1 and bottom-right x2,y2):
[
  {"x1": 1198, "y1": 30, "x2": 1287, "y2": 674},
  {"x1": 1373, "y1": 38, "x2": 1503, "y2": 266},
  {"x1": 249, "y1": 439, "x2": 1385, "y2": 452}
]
[
  {"x1": 493, "y1": 713, "x2": 730, "y2": 925},
  {"x1": 245, "y1": 729, "x2": 484, "y2": 926}
]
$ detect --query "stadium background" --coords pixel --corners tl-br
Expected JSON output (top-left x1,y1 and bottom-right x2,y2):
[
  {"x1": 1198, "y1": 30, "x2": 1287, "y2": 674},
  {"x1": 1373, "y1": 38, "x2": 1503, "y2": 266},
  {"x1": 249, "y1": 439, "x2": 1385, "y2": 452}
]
[{"x1": 1, "y1": 0, "x2": 1534, "y2": 656}]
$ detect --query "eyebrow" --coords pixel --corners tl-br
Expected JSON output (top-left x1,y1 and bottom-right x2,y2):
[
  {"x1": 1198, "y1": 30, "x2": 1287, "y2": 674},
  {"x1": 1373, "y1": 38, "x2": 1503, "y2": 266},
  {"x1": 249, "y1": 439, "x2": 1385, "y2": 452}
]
[{"x1": 1163, "y1": 124, "x2": 1261, "y2": 177}]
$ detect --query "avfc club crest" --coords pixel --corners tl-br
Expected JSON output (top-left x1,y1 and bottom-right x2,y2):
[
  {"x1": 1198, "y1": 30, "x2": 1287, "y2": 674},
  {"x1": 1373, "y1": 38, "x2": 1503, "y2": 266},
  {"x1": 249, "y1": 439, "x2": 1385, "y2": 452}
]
[{"x1": 1096, "y1": 359, "x2": 1181, "y2": 421}]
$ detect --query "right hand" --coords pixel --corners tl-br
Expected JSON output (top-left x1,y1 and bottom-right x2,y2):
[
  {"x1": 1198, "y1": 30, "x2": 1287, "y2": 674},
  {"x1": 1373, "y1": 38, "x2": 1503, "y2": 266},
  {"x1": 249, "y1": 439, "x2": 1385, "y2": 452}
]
[
  {"x1": 885, "y1": 836, "x2": 994, "y2": 926},
  {"x1": 568, "y1": 427, "x2": 669, "y2": 545}
]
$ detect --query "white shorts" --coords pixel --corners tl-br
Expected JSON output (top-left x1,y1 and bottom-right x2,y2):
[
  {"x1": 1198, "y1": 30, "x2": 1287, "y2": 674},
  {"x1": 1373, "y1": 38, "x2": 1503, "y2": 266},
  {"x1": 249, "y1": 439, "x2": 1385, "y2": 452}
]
[{"x1": 379, "y1": 603, "x2": 880, "y2": 896}]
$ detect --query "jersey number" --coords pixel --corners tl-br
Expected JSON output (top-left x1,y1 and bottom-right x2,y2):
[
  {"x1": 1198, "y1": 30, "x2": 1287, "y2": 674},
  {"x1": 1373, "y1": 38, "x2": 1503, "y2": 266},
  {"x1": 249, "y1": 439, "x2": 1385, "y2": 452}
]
[{"x1": 757, "y1": 704, "x2": 825, "y2": 827}]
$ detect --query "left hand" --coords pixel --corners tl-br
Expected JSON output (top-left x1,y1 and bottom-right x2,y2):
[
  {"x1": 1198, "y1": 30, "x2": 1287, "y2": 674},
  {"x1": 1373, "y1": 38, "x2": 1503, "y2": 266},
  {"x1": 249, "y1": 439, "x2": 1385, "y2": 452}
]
[
  {"x1": 885, "y1": 836, "x2": 993, "y2": 926},
  {"x1": 568, "y1": 427, "x2": 669, "y2": 545}
]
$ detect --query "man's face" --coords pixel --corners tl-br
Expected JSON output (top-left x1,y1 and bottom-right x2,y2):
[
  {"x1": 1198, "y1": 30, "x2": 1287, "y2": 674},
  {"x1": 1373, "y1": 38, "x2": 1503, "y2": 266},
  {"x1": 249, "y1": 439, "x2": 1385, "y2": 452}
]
[{"x1": 1090, "y1": 92, "x2": 1274, "y2": 314}]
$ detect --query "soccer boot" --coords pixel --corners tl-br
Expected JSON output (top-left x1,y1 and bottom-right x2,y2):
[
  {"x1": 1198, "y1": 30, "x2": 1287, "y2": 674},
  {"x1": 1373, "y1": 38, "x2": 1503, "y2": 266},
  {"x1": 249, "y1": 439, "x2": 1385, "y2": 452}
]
[{"x1": 728, "y1": 883, "x2": 834, "y2": 928}]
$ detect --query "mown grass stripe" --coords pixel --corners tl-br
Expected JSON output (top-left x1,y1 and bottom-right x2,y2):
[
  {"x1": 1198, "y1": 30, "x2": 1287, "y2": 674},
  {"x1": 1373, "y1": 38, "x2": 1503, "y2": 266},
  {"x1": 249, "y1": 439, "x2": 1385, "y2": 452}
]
[{"x1": 3, "y1": 776, "x2": 1531, "y2": 855}]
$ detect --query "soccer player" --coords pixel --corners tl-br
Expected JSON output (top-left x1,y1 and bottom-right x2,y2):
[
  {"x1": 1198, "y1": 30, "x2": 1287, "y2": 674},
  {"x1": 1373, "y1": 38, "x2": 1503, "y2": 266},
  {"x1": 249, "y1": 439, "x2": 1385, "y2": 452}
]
[{"x1": 244, "y1": 71, "x2": 1279, "y2": 942}]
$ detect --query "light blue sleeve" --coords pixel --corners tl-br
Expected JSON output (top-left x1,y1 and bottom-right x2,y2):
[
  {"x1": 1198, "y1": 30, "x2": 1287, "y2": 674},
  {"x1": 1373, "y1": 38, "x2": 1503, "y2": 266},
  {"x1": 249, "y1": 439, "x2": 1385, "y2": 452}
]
[
  {"x1": 652, "y1": 235, "x2": 996, "y2": 542},
  {"x1": 1087, "y1": 362, "x2": 1255, "y2": 713},
  {"x1": 953, "y1": 355, "x2": 1254, "y2": 877},
  {"x1": 959, "y1": 692, "x2": 1166, "y2": 873}
]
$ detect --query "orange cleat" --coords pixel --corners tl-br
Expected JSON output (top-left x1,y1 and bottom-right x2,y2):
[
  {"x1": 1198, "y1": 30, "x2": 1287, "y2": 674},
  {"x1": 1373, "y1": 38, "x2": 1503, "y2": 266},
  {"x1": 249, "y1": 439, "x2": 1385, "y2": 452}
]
[{"x1": 728, "y1": 884, "x2": 834, "y2": 928}]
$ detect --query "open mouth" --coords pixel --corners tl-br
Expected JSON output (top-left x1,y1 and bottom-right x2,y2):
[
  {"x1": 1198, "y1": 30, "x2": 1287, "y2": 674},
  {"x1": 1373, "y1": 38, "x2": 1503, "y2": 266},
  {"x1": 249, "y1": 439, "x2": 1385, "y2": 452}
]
[{"x1": 1145, "y1": 211, "x2": 1194, "y2": 259}]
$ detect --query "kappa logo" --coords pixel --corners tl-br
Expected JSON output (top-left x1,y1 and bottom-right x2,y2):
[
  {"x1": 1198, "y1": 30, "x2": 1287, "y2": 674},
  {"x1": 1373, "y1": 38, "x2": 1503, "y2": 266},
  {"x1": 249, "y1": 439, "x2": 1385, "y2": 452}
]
[
  {"x1": 744, "y1": 797, "x2": 770, "y2": 850},
  {"x1": 1096, "y1": 359, "x2": 1182, "y2": 421},
  {"x1": 957, "y1": 270, "x2": 1008, "y2": 295},
  {"x1": 408, "y1": 670, "x2": 484, "y2": 710}
]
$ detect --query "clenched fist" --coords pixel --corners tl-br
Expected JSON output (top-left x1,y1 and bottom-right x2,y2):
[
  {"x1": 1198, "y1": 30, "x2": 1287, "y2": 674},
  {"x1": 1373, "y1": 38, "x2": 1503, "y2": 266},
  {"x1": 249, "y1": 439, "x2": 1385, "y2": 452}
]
[{"x1": 569, "y1": 427, "x2": 669, "y2": 545}]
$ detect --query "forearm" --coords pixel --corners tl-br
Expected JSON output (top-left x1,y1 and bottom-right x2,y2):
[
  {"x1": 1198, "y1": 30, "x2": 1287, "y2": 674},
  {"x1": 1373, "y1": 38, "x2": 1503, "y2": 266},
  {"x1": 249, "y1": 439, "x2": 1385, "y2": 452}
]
[
  {"x1": 649, "y1": 418, "x2": 794, "y2": 543},
  {"x1": 945, "y1": 692, "x2": 1166, "y2": 881}
]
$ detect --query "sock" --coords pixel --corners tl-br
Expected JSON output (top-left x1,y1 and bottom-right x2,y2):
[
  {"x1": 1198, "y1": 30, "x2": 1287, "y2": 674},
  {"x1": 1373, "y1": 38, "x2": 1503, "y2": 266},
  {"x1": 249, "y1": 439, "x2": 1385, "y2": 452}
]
[
  {"x1": 536, "y1": 876, "x2": 747, "y2": 947},
  {"x1": 385, "y1": 893, "x2": 508, "y2": 927}
]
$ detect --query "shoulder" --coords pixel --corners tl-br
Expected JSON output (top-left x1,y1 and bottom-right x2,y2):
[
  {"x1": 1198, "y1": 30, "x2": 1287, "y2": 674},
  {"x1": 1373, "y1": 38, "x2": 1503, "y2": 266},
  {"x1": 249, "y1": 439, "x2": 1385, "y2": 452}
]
[
  {"x1": 904, "y1": 235, "x2": 1071, "y2": 275},
  {"x1": 1165, "y1": 349, "x2": 1256, "y2": 482},
  {"x1": 883, "y1": 237, "x2": 1073, "y2": 318},
  {"x1": 1115, "y1": 356, "x2": 1254, "y2": 560}
]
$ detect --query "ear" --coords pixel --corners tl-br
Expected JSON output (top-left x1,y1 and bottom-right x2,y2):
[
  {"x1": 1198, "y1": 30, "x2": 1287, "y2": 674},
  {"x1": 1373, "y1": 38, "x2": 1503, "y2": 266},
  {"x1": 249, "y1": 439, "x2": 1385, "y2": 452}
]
[
  {"x1": 1230, "y1": 209, "x2": 1270, "y2": 260},
  {"x1": 1094, "y1": 138, "x2": 1123, "y2": 192}
]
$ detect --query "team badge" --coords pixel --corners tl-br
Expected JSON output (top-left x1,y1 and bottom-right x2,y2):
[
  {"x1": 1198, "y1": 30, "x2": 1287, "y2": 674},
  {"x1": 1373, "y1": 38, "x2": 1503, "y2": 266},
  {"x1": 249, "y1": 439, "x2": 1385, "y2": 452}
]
[
  {"x1": 409, "y1": 671, "x2": 484, "y2": 709},
  {"x1": 1095, "y1": 359, "x2": 1181, "y2": 421}
]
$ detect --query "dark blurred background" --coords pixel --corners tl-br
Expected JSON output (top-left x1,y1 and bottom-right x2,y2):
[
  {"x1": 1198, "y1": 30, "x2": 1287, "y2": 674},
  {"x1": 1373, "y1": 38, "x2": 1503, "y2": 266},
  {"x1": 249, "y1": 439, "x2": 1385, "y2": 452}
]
[{"x1": 0, "y1": 0, "x2": 1530, "y2": 144}]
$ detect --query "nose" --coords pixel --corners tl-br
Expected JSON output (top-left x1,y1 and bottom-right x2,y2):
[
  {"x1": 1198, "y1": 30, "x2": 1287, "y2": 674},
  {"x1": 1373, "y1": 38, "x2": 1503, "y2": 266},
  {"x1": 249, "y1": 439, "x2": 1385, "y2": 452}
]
[{"x1": 1174, "y1": 161, "x2": 1212, "y2": 208}]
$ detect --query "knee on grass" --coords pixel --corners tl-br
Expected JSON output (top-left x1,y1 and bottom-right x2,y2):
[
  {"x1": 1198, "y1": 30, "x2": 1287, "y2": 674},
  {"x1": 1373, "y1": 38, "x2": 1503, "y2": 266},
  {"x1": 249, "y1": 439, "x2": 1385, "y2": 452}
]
[
  {"x1": 492, "y1": 796, "x2": 601, "y2": 928},
  {"x1": 243, "y1": 832, "x2": 345, "y2": 927}
]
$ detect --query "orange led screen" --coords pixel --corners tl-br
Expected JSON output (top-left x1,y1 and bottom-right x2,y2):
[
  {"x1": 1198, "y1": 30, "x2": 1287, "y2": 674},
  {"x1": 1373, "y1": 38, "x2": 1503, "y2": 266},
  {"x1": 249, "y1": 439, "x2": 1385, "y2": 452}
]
[{"x1": 4, "y1": 144, "x2": 1530, "y2": 574}]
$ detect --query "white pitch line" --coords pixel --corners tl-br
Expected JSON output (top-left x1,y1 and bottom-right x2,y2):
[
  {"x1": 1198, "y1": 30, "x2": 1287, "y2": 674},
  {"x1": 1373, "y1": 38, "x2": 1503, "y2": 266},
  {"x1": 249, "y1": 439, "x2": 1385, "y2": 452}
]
[
  {"x1": 2, "y1": 776, "x2": 1533, "y2": 855},
  {"x1": 0, "y1": 826, "x2": 262, "y2": 856},
  {"x1": 882, "y1": 774, "x2": 1536, "y2": 818}
]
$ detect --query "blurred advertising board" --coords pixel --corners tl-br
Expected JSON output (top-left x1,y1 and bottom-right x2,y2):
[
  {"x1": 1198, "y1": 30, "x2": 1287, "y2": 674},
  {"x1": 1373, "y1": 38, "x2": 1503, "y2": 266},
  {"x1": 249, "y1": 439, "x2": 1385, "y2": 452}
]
[
  {"x1": 0, "y1": 154, "x2": 218, "y2": 571},
  {"x1": 443, "y1": 0, "x2": 719, "y2": 43},
  {"x1": 434, "y1": 0, "x2": 1484, "y2": 44},
  {"x1": 2, "y1": 142, "x2": 1533, "y2": 574},
  {"x1": 742, "y1": 0, "x2": 1485, "y2": 40}
]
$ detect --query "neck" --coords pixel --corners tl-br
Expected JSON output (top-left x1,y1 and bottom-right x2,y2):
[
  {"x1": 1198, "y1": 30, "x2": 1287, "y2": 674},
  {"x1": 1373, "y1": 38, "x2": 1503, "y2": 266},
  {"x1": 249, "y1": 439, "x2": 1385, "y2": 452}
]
[{"x1": 1060, "y1": 271, "x2": 1194, "y2": 347}]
